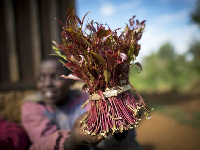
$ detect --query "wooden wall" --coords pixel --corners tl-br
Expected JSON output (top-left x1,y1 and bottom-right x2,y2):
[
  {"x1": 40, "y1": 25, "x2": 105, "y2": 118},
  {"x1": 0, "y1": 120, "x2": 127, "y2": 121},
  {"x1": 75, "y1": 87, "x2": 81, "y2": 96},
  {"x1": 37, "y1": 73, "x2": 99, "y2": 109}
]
[{"x1": 0, "y1": 0, "x2": 75, "y2": 91}]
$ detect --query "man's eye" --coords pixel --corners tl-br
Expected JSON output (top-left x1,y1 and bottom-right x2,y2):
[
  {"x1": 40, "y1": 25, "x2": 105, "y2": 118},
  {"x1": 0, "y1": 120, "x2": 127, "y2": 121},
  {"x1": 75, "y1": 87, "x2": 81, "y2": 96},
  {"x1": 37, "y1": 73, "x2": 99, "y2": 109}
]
[
  {"x1": 38, "y1": 75, "x2": 45, "y2": 81},
  {"x1": 53, "y1": 74, "x2": 61, "y2": 80}
]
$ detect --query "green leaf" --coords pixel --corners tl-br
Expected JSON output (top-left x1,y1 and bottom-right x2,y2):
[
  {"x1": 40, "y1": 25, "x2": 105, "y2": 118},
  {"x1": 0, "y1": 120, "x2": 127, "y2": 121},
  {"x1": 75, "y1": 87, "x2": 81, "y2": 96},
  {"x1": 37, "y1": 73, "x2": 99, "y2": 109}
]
[
  {"x1": 52, "y1": 45, "x2": 60, "y2": 54},
  {"x1": 106, "y1": 37, "x2": 111, "y2": 47},
  {"x1": 127, "y1": 45, "x2": 134, "y2": 61},
  {"x1": 66, "y1": 28, "x2": 74, "y2": 32},
  {"x1": 96, "y1": 29, "x2": 111, "y2": 38},
  {"x1": 58, "y1": 59, "x2": 65, "y2": 65},
  {"x1": 69, "y1": 56, "x2": 79, "y2": 65},
  {"x1": 50, "y1": 53, "x2": 67, "y2": 61},
  {"x1": 91, "y1": 51, "x2": 107, "y2": 69},
  {"x1": 103, "y1": 70, "x2": 111, "y2": 84},
  {"x1": 125, "y1": 24, "x2": 129, "y2": 33},
  {"x1": 52, "y1": 45, "x2": 68, "y2": 60},
  {"x1": 84, "y1": 64, "x2": 94, "y2": 81}
]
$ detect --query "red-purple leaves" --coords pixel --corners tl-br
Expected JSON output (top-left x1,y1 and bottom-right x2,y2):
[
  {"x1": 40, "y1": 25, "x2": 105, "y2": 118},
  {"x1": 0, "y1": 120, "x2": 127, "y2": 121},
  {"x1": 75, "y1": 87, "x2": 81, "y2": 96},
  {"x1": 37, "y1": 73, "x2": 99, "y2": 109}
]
[
  {"x1": 86, "y1": 20, "x2": 96, "y2": 33},
  {"x1": 129, "y1": 15, "x2": 136, "y2": 26},
  {"x1": 135, "y1": 62, "x2": 142, "y2": 72},
  {"x1": 52, "y1": 9, "x2": 145, "y2": 91},
  {"x1": 52, "y1": 7, "x2": 151, "y2": 137},
  {"x1": 105, "y1": 50, "x2": 115, "y2": 69},
  {"x1": 82, "y1": 12, "x2": 90, "y2": 26}
]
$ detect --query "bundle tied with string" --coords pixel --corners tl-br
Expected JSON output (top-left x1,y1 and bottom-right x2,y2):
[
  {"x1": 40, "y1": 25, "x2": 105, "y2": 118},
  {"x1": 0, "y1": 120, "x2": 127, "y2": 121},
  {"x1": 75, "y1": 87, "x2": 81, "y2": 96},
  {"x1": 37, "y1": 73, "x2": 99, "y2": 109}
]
[{"x1": 52, "y1": 7, "x2": 152, "y2": 137}]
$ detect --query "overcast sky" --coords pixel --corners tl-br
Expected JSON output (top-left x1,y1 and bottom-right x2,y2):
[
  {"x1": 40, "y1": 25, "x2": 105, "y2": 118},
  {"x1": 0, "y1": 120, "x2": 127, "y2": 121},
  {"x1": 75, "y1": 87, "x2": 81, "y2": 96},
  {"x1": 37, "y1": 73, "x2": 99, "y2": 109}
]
[{"x1": 76, "y1": 0, "x2": 200, "y2": 61}]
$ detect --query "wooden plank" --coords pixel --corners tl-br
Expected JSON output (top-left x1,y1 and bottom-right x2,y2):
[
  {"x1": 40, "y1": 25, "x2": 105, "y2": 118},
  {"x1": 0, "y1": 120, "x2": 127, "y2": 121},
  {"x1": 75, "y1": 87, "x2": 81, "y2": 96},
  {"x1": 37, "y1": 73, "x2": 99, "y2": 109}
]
[
  {"x1": 0, "y1": 0, "x2": 10, "y2": 83},
  {"x1": 50, "y1": 0, "x2": 60, "y2": 46},
  {"x1": 0, "y1": 81, "x2": 36, "y2": 91},
  {"x1": 38, "y1": 0, "x2": 62, "y2": 59},
  {"x1": 59, "y1": 0, "x2": 76, "y2": 23},
  {"x1": 15, "y1": 0, "x2": 34, "y2": 81},
  {"x1": 38, "y1": 0, "x2": 52, "y2": 59},
  {"x1": 30, "y1": 0, "x2": 41, "y2": 78},
  {"x1": 53, "y1": 0, "x2": 76, "y2": 39},
  {"x1": 5, "y1": 0, "x2": 19, "y2": 82}
]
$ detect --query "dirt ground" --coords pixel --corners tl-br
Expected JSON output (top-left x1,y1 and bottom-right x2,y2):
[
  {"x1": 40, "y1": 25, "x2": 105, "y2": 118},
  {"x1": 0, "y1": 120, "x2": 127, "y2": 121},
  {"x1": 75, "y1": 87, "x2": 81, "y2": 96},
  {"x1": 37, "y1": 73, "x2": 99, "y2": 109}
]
[
  {"x1": 136, "y1": 92, "x2": 200, "y2": 150},
  {"x1": 136, "y1": 112, "x2": 200, "y2": 150}
]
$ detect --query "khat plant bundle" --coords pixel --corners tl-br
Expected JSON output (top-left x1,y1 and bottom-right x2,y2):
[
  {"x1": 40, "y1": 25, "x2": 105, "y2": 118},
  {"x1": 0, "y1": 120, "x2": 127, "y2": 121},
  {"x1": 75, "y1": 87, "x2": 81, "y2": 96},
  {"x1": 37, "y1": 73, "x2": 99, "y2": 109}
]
[{"x1": 52, "y1": 7, "x2": 152, "y2": 137}]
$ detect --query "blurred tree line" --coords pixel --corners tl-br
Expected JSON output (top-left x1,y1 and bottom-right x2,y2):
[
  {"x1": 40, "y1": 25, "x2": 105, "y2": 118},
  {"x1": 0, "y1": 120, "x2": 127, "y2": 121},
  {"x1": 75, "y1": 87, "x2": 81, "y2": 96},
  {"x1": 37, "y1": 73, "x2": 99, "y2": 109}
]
[
  {"x1": 129, "y1": 0, "x2": 200, "y2": 93},
  {"x1": 129, "y1": 41, "x2": 200, "y2": 93}
]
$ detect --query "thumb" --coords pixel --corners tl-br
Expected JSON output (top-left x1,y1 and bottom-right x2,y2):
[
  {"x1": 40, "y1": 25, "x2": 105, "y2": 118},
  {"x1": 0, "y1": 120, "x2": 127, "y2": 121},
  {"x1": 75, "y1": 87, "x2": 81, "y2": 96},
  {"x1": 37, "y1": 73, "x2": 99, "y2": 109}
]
[{"x1": 73, "y1": 111, "x2": 89, "y2": 128}]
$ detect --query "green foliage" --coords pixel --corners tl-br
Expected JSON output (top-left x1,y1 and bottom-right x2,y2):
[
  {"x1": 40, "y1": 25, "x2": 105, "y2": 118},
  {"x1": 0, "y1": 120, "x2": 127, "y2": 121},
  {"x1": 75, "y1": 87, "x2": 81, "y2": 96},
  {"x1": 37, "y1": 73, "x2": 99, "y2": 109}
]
[
  {"x1": 187, "y1": 41, "x2": 200, "y2": 72},
  {"x1": 190, "y1": 0, "x2": 200, "y2": 27},
  {"x1": 129, "y1": 41, "x2": 200, "y2": 93},
  {"x1": 186, "y1": 41, "x2": 200, "y2": 90},
  {"x1": 157, "y1": 42, "x2": 175, "y2": 60}
]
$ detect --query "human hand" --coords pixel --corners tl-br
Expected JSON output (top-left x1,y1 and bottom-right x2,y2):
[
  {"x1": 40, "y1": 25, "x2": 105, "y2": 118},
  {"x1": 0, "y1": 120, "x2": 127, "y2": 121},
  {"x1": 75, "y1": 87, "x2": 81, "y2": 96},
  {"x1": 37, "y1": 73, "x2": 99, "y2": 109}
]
[
  {"x1": 64, "y1": 112, "x2": 104, "y2": 150},
  {"x1": 96, "y1": 129, "x2": 137, "y2": 150}
]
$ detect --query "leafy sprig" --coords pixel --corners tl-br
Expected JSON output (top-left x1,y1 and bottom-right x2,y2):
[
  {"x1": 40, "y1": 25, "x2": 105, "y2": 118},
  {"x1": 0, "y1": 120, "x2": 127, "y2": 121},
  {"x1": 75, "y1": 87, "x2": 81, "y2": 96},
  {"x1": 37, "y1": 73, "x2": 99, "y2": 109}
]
[
  {"x1": 52, "y1": 7, "x2": 151, "y2": 137},
  {"x1": 53, "y1": 8, "x2": 145, "y2": 94}
]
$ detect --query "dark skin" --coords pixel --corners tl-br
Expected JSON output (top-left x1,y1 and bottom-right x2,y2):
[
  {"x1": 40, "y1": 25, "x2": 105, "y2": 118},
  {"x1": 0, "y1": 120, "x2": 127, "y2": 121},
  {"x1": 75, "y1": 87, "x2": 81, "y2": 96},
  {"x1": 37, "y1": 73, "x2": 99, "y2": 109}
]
[
  {"x1": 37, "y1": 59, "x2": 72, "y2": 107},
  {"x1": 65, "y1": 112, "x2": 104, "y2": 150},
  {"x1": 37, "y1": 59, "x2": 103, "y2": 149}
]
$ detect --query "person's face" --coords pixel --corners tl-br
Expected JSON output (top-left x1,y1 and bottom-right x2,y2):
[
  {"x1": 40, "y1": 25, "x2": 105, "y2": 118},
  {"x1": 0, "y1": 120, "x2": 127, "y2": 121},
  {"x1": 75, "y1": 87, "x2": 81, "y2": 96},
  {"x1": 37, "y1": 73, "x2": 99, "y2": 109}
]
[{"x1": 37, "y1": 60, "x2": 71, "y2": 106}]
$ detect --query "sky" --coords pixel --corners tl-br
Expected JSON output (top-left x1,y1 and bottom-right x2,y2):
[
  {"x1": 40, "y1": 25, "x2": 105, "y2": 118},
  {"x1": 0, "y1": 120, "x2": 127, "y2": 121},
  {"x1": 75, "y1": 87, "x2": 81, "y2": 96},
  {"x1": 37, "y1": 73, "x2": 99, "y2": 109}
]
[{"x1": 76, "y1": 0, "x2": 200, "y2": 61}]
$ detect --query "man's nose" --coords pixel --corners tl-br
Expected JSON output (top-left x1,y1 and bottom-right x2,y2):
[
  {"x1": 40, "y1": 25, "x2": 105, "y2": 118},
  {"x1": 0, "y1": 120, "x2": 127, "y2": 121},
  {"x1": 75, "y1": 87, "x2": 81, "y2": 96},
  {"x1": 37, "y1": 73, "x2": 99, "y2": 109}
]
[{"x1": 44, "y1": 76, "x2": 53, "y2": 86}]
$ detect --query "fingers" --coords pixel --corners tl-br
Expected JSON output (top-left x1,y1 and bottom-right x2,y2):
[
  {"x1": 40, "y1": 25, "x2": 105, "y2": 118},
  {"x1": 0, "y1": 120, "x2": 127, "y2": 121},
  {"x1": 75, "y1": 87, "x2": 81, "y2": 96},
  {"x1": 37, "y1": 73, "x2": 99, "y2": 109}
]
[
  {"x1": 97, "y1": 134, "x2": 104, "y2": 141},
  {"x1": 73, "y1": 111, "x2": 89, "y2": 128},
  {"x1": 72, "y1": 112, "x2": 105, "y2": 146},
  {"x1": 84, "y1": 134, "x2": 104, "y2": 145}
]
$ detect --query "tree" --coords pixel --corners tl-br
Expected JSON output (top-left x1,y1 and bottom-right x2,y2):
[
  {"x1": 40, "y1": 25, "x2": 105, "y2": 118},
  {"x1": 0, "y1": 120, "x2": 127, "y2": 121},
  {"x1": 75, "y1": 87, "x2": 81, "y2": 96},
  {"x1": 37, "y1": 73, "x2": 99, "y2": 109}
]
[
  {"x1": 190, "y1": 0, "x2": 200, "y2": 27},
  {"x1": 129, "y1": 41, "x2": 200, "y2": 92},
  {"x1": 157, "y1": 42, "x2": 176, "y2": 60},
  {"x1": 130, "y1": 42, "x2": 178, "y2": 92},
  {"x1": 187, "y1": 41, "x2": 200, "y2": 72}
]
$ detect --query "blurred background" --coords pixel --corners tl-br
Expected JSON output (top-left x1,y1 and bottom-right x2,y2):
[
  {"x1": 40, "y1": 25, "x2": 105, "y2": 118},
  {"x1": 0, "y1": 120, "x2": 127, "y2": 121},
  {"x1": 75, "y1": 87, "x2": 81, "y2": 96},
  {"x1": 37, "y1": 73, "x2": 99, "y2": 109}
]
[{"x1": 0, "y1": 0, "x2": 200, "y2": 149}]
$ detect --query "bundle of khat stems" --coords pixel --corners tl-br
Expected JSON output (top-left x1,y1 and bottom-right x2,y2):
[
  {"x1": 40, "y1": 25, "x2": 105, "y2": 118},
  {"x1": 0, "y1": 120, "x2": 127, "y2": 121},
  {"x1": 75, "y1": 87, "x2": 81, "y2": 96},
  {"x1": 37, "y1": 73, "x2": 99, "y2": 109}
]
[{"x1": 52, "y1": 8, "x2": 152, "y2": 137}]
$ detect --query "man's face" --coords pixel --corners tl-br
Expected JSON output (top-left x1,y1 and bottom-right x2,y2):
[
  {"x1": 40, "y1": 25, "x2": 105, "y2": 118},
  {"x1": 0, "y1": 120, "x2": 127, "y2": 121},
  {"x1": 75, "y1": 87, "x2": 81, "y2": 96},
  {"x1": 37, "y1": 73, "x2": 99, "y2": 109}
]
[{"x1": 37, "y1": 60, "x2": 71, "y2": 106}]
